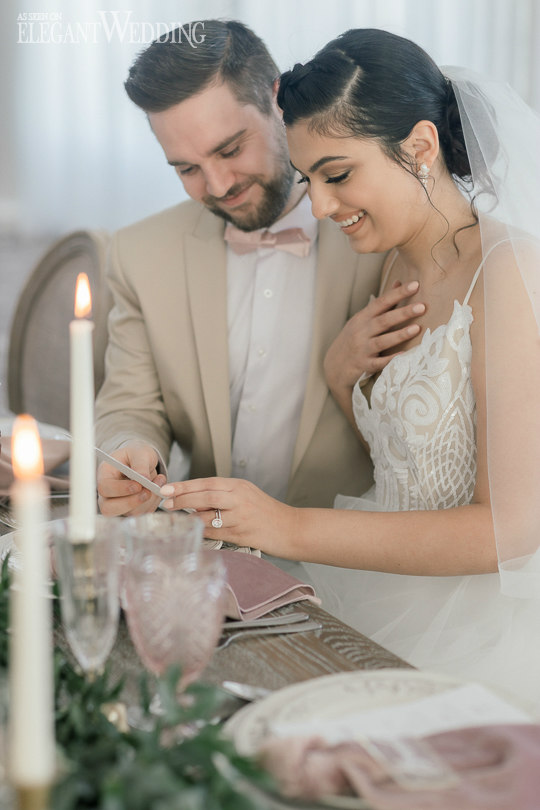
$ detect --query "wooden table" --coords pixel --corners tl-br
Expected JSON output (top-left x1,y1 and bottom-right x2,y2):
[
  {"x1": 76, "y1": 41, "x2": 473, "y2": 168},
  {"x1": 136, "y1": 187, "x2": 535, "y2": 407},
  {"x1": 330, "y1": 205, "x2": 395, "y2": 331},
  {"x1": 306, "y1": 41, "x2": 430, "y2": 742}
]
[
  {"x1": 106, "y1": 600, "x2": 411, "y2": 707},
  {"x1": 204, "y1": 602, "x2": 411, "y2": 690},
  {"x1": 0, "y1": 510, "x2": 412, "y2": 693}
]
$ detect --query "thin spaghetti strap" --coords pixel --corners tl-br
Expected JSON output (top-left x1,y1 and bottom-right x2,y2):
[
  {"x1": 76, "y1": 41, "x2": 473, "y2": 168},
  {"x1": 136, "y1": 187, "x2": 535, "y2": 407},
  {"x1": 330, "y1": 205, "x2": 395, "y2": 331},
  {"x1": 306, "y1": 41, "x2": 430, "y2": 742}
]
[
  {"x1": 463, "y1": 263, "x2": 484, "y2": 306},
  {"x1": 463, "y1": 238, "x2": 511, "y2": 305}
]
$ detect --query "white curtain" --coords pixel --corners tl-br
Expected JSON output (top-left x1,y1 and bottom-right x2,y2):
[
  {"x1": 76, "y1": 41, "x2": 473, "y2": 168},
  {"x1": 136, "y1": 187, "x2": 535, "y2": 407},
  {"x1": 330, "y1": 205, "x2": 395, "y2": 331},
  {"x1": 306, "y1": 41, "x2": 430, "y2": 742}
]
[{"x1": 2, "y1": 0, "x2": 539, "y2": 235}]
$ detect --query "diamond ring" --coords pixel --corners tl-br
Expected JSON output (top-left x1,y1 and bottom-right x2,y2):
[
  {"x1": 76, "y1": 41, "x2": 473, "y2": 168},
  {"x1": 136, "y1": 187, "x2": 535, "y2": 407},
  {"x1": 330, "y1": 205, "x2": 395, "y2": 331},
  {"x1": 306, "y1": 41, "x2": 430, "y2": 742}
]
[{"x1": 211, "y1": 508, "x2": 223, "y2": 529}]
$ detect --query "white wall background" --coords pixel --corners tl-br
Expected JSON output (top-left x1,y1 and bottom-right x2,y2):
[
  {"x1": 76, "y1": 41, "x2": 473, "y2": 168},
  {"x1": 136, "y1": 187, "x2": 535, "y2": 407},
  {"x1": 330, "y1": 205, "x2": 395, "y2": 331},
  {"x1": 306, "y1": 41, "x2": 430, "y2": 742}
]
[{"x1": 1, "y1": 0, "x2": 539, "y2": 235}]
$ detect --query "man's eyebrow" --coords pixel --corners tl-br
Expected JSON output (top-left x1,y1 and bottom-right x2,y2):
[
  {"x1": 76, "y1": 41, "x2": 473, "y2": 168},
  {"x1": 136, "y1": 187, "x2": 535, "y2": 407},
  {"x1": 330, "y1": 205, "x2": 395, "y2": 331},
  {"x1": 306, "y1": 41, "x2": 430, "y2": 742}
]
[{"x1": 167, "y1": 129, "x2": 248, "y2": 167}]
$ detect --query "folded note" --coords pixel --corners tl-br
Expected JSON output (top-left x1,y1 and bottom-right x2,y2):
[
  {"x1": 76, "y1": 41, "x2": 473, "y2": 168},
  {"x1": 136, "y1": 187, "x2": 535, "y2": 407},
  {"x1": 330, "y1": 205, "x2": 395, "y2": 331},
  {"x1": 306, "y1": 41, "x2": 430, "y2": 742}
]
[{"x1": 220, "y1": 550, "x2": 320, "y2": 621}]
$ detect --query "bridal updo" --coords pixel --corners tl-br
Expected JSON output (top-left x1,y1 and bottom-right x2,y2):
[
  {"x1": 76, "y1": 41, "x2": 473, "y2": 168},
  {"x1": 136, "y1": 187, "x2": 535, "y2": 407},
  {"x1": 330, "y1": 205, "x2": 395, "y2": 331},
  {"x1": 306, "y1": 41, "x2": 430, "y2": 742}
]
[{"x1": 277, "y1": 29, "x2": 472, "y2": 184}]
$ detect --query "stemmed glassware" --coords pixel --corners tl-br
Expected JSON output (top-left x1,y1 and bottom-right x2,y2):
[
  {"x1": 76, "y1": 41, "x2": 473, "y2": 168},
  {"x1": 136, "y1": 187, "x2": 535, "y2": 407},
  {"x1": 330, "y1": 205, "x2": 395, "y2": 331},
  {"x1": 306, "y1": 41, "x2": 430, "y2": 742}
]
[
  {"x1": 52, "y1": 517, "x2": 122, "y2": 680},
  {"x1": 122, "y1": 512, "x2": 226, "y2": 695}
]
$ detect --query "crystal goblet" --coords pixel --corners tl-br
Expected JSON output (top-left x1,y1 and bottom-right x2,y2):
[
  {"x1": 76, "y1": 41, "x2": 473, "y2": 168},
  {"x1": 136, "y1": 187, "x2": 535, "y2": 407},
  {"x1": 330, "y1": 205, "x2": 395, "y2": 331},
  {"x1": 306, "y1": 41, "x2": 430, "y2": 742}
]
[
  {"x1": 122, "y1": 512, "x2": 226, "y2": 690},
  {"x1": 52, "y1": 517, "x2": 122, "y2": 680}
]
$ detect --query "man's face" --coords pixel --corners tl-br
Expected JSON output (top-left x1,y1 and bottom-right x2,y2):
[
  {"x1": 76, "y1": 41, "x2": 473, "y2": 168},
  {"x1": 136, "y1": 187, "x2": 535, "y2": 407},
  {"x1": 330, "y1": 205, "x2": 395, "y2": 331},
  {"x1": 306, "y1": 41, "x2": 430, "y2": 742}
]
[{"x1": 148, "y1": 81, "x2": 295, "y2": 231}]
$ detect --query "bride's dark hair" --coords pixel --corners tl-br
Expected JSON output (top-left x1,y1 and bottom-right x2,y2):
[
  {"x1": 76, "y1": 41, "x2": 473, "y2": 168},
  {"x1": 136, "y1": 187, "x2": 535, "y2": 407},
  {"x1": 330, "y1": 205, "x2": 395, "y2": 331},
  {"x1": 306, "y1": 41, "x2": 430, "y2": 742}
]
[{"x1": 277, "y1": 28, "x2": 471, "y2": 184}]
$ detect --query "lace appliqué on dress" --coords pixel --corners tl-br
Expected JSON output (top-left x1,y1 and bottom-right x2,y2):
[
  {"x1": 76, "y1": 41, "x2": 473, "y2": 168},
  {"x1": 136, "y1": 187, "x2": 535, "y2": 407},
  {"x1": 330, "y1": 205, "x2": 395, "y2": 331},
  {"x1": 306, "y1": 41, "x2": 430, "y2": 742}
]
[{"x1": 353, "y1": 301, "x2": 477, "y2": 512}]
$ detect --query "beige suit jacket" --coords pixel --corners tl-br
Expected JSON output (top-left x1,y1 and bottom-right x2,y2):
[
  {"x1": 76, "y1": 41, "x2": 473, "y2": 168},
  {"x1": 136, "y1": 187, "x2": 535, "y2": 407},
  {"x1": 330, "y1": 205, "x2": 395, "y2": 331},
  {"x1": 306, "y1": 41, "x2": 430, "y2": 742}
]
[{"x1": 95, "y1": 200, "x2": 385, "y2": 508}]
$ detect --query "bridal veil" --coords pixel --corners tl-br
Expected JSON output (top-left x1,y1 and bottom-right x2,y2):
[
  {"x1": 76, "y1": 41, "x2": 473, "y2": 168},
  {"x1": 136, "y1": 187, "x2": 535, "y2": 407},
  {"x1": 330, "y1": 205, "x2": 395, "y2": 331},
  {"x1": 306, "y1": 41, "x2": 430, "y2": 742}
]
[{"x1": 447, "y1": 67, "x2": 540, "y2": 596}]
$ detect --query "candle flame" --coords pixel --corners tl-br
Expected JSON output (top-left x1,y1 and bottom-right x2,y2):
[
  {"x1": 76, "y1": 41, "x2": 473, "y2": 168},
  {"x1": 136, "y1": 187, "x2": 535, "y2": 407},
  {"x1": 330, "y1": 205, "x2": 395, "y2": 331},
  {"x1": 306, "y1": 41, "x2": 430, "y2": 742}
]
[
  {"x1": 74, "y1": 273, "x2": 92, "y2": 319},
  {"x1": 11, "y1": 415, "x2": 44, "y2": 480}
]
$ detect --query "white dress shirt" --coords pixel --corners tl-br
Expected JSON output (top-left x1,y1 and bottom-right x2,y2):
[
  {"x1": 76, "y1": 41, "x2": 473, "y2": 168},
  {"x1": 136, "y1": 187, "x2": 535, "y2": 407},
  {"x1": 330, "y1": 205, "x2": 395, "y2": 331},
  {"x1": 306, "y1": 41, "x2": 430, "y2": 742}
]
[{"x1": 227, "y1": 193, "x2": 318, "y2": 500}]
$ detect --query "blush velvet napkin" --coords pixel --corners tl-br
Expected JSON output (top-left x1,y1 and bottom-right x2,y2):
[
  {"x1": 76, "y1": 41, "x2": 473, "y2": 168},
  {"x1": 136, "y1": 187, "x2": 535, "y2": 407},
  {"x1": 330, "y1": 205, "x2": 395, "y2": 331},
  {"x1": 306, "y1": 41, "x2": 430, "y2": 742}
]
[
  {"x1": 0, "y1": 434, "x2": 70, "y2": 495},
  {"x1": 220, "y1": 550, "x2": 320, "y2": 621},
  {"x1": 259, "y1": 723, "x2": 540, "y2": 810}
]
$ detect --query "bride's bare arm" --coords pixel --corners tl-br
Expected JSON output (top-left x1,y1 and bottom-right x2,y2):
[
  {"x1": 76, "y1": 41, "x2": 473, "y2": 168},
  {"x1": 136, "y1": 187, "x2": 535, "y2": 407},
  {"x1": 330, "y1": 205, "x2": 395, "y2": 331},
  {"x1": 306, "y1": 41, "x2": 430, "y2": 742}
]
[{"x1": 160, "y1": 474, "x2": 496, "y2": 574}]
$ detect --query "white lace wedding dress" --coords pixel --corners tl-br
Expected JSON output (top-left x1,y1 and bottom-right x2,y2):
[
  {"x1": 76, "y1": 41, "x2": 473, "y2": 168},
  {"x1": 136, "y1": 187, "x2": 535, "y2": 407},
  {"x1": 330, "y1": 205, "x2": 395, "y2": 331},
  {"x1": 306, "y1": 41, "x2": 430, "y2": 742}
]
[{"x1": 296, "y1": 257, "x2": 540, "y2": 713}]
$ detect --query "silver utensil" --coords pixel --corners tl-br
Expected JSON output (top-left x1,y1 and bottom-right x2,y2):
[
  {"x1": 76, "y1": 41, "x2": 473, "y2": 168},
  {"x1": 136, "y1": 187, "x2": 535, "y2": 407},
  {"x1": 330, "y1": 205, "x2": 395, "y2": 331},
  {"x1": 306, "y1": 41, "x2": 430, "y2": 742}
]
[
  {"x1": 220, "y1": 681, "x2": 272, "y2": 701},
  {"x1": 216, "y1": 619, "x2": 322, "y2": 650},
  {"x1": 221, "y1": 611, "x2": 309, "y2": 630}
]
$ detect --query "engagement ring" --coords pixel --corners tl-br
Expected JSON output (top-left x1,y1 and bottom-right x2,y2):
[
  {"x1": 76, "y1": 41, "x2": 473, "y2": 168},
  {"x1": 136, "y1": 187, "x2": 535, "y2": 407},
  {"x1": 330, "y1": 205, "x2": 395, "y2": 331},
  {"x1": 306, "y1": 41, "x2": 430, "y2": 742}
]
[{"x1": 211, "y1": 509, "x2": 223, "y2": 529}]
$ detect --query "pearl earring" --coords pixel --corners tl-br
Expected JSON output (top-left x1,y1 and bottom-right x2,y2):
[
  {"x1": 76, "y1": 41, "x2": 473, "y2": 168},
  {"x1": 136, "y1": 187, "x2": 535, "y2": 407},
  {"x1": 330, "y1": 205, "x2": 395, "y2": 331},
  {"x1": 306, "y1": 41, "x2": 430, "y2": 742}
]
[{"x1": 418, "y1": 163, "x2": 430, "y2": 188}]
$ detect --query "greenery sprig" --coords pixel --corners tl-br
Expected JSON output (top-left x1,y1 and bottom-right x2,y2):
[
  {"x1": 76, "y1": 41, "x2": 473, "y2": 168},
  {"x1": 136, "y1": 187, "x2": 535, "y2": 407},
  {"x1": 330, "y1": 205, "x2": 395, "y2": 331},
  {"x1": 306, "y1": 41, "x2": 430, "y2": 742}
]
[{"x1": 0, "y1": 557, "x2": 275, "y2": 809}]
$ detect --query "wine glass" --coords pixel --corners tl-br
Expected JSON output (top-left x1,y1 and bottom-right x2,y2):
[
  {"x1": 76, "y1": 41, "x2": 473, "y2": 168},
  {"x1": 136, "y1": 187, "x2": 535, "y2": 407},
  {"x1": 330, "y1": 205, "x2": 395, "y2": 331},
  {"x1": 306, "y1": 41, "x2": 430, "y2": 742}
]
[
  {"x1": 122, "y1": 512, "x2": 226, "y2": 692},
  {"x1": 52, "y1": 517, "x2": 122, "y2": 680}
]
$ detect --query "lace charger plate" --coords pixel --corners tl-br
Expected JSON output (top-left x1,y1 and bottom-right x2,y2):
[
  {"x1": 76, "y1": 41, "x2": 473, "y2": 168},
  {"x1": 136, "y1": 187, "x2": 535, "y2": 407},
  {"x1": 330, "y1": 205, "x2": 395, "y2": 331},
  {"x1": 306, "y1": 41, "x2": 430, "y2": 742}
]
[{"x1": 224, "y1": 669, "x2": 467, "y2": 809}]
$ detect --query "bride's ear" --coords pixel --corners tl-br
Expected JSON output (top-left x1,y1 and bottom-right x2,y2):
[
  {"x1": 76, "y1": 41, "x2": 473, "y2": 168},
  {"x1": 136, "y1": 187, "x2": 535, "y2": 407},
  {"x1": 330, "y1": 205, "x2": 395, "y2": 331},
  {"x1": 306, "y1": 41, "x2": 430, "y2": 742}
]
[{"x1": 404, "y1": 120, "x2": 439, "y2": 174}]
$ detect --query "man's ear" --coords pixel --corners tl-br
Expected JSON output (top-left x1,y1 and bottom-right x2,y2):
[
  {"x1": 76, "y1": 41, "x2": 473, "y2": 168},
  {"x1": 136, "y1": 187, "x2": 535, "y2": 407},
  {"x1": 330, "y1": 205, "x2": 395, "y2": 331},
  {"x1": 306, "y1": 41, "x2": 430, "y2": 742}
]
[
  {"x1": 403, "y1": 120, "x2": 440, "y2": 173},
  {"x1": 271, "y1": 77, "x2": 284, "y2": 119}
]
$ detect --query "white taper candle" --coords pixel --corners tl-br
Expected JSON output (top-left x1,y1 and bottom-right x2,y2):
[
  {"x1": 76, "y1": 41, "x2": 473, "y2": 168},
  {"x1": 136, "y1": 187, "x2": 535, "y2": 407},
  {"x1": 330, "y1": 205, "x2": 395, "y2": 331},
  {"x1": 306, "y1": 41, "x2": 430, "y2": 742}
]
[
  {"x1": 8, "y1": 415, "x2": 55, "y2": 792},
  {"x1": 69, "y1": 273, "x2": 96, "y2": 541}
]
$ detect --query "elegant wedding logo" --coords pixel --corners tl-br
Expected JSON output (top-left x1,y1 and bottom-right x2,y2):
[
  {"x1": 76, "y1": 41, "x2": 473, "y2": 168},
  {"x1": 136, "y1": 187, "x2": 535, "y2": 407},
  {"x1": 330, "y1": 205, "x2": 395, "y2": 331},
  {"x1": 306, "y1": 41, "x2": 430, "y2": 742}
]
[{"x1": 16, "y1": 11, "x2": 206, "y2": 46}]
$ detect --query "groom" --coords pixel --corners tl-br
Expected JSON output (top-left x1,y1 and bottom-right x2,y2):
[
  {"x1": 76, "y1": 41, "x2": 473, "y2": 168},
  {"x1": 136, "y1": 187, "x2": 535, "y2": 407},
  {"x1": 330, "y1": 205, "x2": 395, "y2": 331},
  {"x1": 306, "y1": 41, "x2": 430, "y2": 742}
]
[{"x1": 95, "y1": 19, "x2": 384, "y2": 516}]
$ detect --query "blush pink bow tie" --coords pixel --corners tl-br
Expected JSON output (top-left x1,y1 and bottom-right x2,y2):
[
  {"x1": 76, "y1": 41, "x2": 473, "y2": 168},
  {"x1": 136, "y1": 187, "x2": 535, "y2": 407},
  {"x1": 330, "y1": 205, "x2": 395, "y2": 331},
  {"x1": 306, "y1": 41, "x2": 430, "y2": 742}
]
[{"x1": 224, "y1": 223, "x2": 312, "y2": 258}]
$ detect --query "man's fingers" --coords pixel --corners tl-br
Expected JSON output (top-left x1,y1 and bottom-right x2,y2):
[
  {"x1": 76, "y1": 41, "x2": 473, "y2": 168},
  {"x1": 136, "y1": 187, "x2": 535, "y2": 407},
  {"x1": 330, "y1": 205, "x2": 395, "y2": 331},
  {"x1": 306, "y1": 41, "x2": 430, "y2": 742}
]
[
  {"x1": 98, "y1": 473, "x2": 143, "y2": 499},
  {"x1": 98, "y1": 488, "x2": 153, "y2": 517},
  {"x1": 97, "y1": 456, "x2": 163, "y2": 497},
  {"x1": 95, "y1": 443, "x2": 162, "y2": 517}
]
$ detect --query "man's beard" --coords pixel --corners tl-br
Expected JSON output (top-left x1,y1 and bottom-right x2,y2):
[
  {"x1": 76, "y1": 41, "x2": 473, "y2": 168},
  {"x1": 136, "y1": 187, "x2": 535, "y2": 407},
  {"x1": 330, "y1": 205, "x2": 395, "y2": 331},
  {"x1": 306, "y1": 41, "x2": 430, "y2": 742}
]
[{"x1": 203, "y1": 161, "x2": 296, "y2": 232}]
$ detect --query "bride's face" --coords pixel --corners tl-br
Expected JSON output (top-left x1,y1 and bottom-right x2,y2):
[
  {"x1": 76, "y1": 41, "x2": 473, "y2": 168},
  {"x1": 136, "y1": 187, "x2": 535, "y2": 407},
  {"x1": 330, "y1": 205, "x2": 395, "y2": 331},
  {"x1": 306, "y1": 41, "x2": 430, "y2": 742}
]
[{"x1": 286, "y1": 121, "x2": 428, "y2": 254}]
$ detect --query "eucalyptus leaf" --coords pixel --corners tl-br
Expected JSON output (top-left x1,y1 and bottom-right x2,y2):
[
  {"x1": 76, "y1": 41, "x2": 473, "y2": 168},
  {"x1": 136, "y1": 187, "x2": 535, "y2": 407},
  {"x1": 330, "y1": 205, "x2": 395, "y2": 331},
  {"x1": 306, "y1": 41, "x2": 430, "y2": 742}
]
[{"x1": 0, "y1": 559, "x2": 275, "y2": 809}]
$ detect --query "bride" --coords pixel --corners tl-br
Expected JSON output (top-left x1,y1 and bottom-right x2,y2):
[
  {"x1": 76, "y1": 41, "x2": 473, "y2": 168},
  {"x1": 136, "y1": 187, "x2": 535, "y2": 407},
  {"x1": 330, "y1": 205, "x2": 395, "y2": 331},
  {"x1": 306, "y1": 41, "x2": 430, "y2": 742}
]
[{"x1": 159, "y1": 29, "x2": 540, "y2": 710}]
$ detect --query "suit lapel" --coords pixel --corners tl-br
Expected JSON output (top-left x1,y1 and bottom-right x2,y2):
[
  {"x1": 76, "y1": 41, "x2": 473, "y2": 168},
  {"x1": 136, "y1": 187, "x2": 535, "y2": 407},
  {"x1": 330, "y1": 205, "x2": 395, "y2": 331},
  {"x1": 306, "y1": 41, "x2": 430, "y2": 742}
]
[
  {"x1": 290, "y1": 219, "x2": 359, "y2": 476},
  {"x1": 184, "y1": 210, "x2": 232, "y2": 476}
]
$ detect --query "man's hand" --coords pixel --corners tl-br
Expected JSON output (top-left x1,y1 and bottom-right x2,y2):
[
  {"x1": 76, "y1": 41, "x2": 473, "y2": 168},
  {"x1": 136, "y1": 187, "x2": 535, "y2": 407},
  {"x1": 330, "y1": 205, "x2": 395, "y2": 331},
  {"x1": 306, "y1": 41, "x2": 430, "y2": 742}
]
[
  {"x1": 97, "y1": 441, "x2": 166, "y2": 517},
  {"x1": 324, "y1": 280, "x2": 426, "y2": 396}
]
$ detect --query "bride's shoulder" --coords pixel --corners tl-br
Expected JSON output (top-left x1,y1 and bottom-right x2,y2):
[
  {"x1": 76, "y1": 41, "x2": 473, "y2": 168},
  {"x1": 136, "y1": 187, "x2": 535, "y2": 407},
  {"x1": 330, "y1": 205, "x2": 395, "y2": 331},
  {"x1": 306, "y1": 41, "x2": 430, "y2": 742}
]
[
  {"x1": 480, "y1": 214, "x2": 540, "y2": 256},
  {"x1": 479, "y1": 216, "x2": 540, "y2": 269}
]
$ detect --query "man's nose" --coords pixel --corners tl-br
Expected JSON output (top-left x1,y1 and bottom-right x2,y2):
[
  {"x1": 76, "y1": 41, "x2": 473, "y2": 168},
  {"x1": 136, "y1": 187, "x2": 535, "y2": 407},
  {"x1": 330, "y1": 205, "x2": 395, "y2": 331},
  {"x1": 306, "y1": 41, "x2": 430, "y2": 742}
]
[{"x1": 204, "y1": 163, "x2": 236, "y2": 199}]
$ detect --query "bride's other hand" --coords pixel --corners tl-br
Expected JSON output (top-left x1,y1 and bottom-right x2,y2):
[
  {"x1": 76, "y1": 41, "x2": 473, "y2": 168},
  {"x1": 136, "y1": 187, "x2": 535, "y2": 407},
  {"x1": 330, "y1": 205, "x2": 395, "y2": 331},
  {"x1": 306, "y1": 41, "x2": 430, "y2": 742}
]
[
  {"x1": 159, "y1": 477, "x2": 298, "y2": 555},
  {"x1": 324, "y1": 280, "x2": 425, "y2": 397}
]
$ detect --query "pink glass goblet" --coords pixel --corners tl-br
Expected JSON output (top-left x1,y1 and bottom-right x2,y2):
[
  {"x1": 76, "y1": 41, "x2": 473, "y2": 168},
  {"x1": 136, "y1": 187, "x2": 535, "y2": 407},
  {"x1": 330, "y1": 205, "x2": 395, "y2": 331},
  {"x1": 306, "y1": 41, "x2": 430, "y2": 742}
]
[{"x1": 122, "y1": 512, "x2": 226, "y2": 691}]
